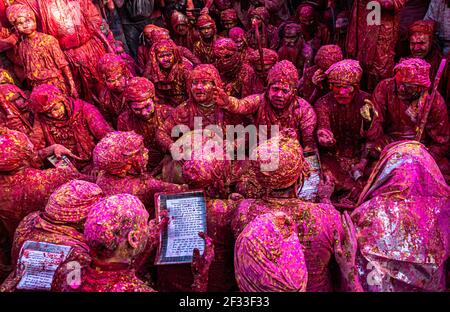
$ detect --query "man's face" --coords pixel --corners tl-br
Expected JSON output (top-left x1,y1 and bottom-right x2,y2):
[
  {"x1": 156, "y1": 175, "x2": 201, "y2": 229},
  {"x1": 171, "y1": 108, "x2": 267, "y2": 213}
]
[
  {"x1": 199, "y1": 24, "x2": 214, "y2": 40},
  {"x1": 395, "y1": 79, "x2": 423, "y2": 101},
  {"x1": 410, "y1": 33, "x2": 432, "y2": 59},
  {"x1": 175, "y1": 23, "x2": 188, "y2": 35},
  {"x1": 268, "y1": 82, "x2": 294, "y2": 109},
  {"x1": 299, "y1": 8, "x2": 315, "y2": 28},
  {"x1": 14, "y1": 16, "x2": 36, "y2": 36},
  {"x1": 104, "y1": 72, "x2": 128, "y2": 93},
  {"x1": 43, "y1": 99, "x2": 67, "y2": 120},
  {"x1": 215, "y1": 48, "x2": 237, "y2": 72},
  {"x1": 128, "y1": 144, "x2": 149, "y2": 175},
  {"x1": 10, "y1": 92, "x2": 27, "y2": 110},
  {"x1": 254, "y1": 62, "x2": 274, "y2": 78},
  {"x1": 130, "y1": 97, "x2": 155, "y2": 121},
  {"x1": 156, "y1": 50, "x2": 175, "y2": 70},
  {"x1": 191, "y1": 78, "x2": 215, "y2": 104},
  {"x1": 232, "y1": 36, "x2": 245, "y2": 51},
  {"x1": 330, "y1": 82, "x2": 356, "y2": 105},
  {"x1": 251, "y1": 16, "x2": 262, "y2": 28},
  {"x1": 223, "y1": 19, "x2": 237, "y2": 31},
  {"x1": 283, "y1": 31, "x2": 299, "y2": 47}
]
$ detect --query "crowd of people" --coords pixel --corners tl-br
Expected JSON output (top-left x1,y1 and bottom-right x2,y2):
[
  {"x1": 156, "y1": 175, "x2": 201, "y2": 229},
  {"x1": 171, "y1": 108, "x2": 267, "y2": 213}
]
[{"x1": 0, "y1": 0, "x2": 449, "y2": 292}]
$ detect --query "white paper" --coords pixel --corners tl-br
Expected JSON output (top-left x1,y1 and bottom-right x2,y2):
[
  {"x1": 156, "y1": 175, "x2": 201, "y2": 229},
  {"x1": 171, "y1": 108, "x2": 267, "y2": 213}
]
[
  {"x1": 16, "y1": 241, "x2": 72, "y2": 291},
  {"x1": 165, "y1": 197, "x2": 205, "y2": 258},
  {"x1": 297, "y1": 154, "x2": 321, "y2": 202}
]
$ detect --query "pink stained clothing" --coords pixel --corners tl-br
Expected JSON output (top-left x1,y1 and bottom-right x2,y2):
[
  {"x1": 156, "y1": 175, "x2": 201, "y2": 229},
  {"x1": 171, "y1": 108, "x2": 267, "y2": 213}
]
[
  {"x1": 0, "y1": 167, "x2": 80, "y2": 240},
  {"x1": 351, "y1": 140, "x2": 450, "y2": 291},
  {"x1": 29, "y1": 98, "x2": 113, "y2": 171},
  {"x1": 117, "y1": 104, "x2": 173, "y2": 172},
  {"x1": 231, "y1": 197, "x2": 343, "y2": 292},
  {"x1": 346, "y1": 0, "x2": 407, "y2": 90},
  {"x1": 234, "y1": 212, "x2": 308, "y2": 292},
  {"x1": 156, "y1": 199, "x2": 237, "y2": 292},
  {"x1": 0, "y1": 212, "x2": 91, "y2": 292},
  {"x1": 16, "y1": 32, "x2": 70, "y2": 93},
  {"x1": 79, "y1": 264, "x2": 155, "y2": 292},
  {"x1": 16, "y1": 0, "x2": 107, "y2": 101},
  {"x1": 368, "y1": 78, "x2": 450, "y2": 162},
  {"x1": 223, "y1": 94, "x2": 317, "y2": 151},
  {"x1": 95, "y1": 172, "x2": 186, "y2": 218}
]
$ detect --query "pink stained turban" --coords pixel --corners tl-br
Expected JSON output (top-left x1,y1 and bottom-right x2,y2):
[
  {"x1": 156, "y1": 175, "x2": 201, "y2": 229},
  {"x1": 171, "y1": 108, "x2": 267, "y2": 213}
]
[
  {"x1": 123, "y1": 77, "x2": 155, "y2": 102},
  {"x1": 44, "y1": 180, "x2": 103, "y2": 223},
  {"x1": 29, "y1": 84, "x2": 65, "y2": 113},
  {"x1": 248, "y1": 48, "x2": 278, "y2": 66},
  {"x1": 251, "y1": 133, "x2": 304, "y2": 190},
  {"x1": 196, "y1": 14, "x2": 217, "y2": 32},
  {"x1": 220, "y1": 8, "x2": 238, "y2": 22},
  {"x1": 93, "y1": 131, "x2": 147, "y2": 174},
  {"x1": 325, "y1": 59, "x2": 363, "y2": 85},
  {"x1": 229, "y1": 27, "x2": 246, "y2": 41},
  {"x1": 393, "y1": 58, "x2": 431, "y2": 88},
  {"x1": 234, "y1": 211, "x2": 308, "y2": 292},
  {"x1": 249, "y1": 6, "x2": 270, "y2": 25},
  {"x1": 267, "y1": 60, "x2": 299, "y2": 88},
  {"x1": 83, "y1": 194, "x2": 149, "y2": 260},
  {"x1": 408, "y1": 20, "x2": 436, "y2": 37},
  {"x1": 0, "y1": 127, "x2": 34, "y2": 172},
  {"x1": 188, "y1": 64, "x2": 223, "y2": 89},
  {"x1": 97, "y1": 53, "x2": 132, "y2": 79},
  {"x1": 314, "y1": 44, "x2": 344, "y2": 71},
  {"x1": 6, "y1": 4, "x2": 35, "y2": 25}
]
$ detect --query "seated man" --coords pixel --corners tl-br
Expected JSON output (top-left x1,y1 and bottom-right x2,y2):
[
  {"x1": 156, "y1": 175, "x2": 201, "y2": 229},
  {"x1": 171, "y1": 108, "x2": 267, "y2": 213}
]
[
  {"x1": 366, "y1": 58, "x2": 450, "y2": 180},
  {"x1": 315, "y1": 59, "x2": 373, "y2": 204},
  {"x1": 97, "y1": 53, "x2": 134, "y2": 127},
  {"x1": 0, "y1": 180, "x2": 103, "y2": 292},
  {"x1": 231, "y1": 134, "x2": 346, "y2": 292},
  {"x1": 117, "y1": 77, "x2": 173, "y2": 173},
  {"x1": 80, "y1": 194, "x2": 214, "y2": 292},
  {"x1": 29, "y1": 84, "x2": 113, "y2": 173},
  {"x1": 215, "y1": 60, "x2": 317, "y2": 153}
]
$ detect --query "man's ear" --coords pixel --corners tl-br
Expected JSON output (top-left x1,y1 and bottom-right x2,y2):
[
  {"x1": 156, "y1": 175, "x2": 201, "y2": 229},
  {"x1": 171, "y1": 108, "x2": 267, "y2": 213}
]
[{"x1": 127, "y1": 231, "x2": 140, "y2": 249}]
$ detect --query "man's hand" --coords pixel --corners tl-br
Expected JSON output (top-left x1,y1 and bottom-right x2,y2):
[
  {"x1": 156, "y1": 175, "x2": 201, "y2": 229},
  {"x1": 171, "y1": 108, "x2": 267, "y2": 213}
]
[
  {"x1": 212, "y1": 87, "x2": 230, "y2": 107},
  {"x1": 360, "y1": 99, "x2": 377, "y2": 122},
  {"x1": 148, "y1": 210, "x2": 170, "y2": 245},
  {"x1": 318, "y1": 172, "x2": 335, "y2": 203},
  {"x1": 312, "y1": 69, "x2": 326, "y2": 88},
  {"x1": 334, "y1": 211, "x2": 358, "y2": 278},
  {"x1": 191, "y1": 232, "x2": 214, "y2": 292},
  {"x1": 350, "y1": 159, "x2": 368, "y2": 181},
  {"x1": 317, "y1": 128, "x2": 336, "y2": 147},
  {"x1": 41, "y1": 144, "x2": 82, "y2": 160}
]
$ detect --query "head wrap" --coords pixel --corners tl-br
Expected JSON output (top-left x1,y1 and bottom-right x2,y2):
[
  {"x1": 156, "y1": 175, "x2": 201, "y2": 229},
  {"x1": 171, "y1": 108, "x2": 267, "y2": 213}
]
[
  {"x1": 188, "y1": 64, "x2": 223, "y2": 90},
  {"x1": 296, "y1": 3, "x2": 315, "y2": 20},
  {"x1": 148, "y1": 39, "x2": 183, "y2": 83},
  {"x1": 267, "y1": 60, "x2": 299, "y2": 87},
  {"x1": 408, "y1": 20, "x2": 436, "y2": 37},
  {"x1": 229, "y1": 27, "x2": 246, "y2": 41},
  {"x1": 170, "y1": 10, "x2": 188, "y2": 28},
  {"x1": 249, "y1": 7, "x2": 269, "y2": 25},
  {"x1": 0, "y1": 69, "x2": 14, "y2": 85},
  {"x1": 213, "y1": 37, "x2": 238, "y2": 58},
  {"x1": 314, "y1": 45, "x2": 343, "y2": 70},
  {"x1": 93, "y1": 131, "x2": 146, "y2": 173},
  {"x1": 0, "y1": 128, "x2": 34, "y2": 172},
  {"x1": 220, "y1": 8, "x2": 238, "y2": 22},
  {"x1": 281, "y1": 22, "x2": 301, "y2": 37},
  {"x1": 44, "y1": 180, "x2": 103, "y2": 223},
  {"x1": 84, "y1": 194, "x2": 149, "y2": 260},
  {"x1": 196, "y1": 14, "x2": 216, "y2": 31},
  {"x1": 29, "y1": 84, "x2": 66, "y2": 113},
  {"x1": 251, "y1": 134, "x2": 304, "y2": 190},
  {"x1": 6, "y1": 4, "x2": 35, "y2": 24},
  {"x1": 393, "y1": 58, "x2": 431, "y2": 88},
  {"x1": 0, "y1": 83, "x2": 26, "y2": 105},
  {"x1": 234, "y1": 211, "x2": 308, "y2": 292},
  {"x1": 143, "y1": 24, "x2": 170, "y2": 46},
  {"x1": 123, "y1": 77, "x2": 155, "y2": 102},
  {"x1": 248, "y1": 48, "x2": 278, "y2": 66},
  {"x1": 180, "y1": 129, "x2": 227, "y2": 188},
  {"x1": 97, "y1": 53, "x2": 132, "y2": 80},
  {"x1": 325, "y1": 59, "x2": 363, "y2": 85}
]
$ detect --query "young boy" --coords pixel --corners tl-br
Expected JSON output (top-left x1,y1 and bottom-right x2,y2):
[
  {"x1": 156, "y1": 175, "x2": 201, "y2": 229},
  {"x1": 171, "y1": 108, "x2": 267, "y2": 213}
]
[{"x1": 6, "y1": 4, "x2": 78, "y2": 97}]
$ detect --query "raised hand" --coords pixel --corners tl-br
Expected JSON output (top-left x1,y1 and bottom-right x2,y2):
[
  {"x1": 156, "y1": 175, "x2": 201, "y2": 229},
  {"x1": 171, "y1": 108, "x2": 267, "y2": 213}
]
[
  {"x1": 312, "y1": 68, "x2": 326, "y2": 87},
  {"x1": 317, "y1": 128, "x2": 336, "y2": 147}
]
